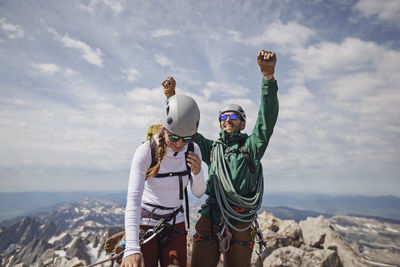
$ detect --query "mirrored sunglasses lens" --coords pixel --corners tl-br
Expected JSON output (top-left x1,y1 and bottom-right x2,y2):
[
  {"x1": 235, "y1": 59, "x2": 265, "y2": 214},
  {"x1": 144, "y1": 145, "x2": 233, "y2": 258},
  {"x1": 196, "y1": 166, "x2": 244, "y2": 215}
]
[
  {"x1": 230, "y1": 114, "x2": 238, "y2": 120},
  {"x1": 182, "y1": 137, "x2": 192, "y2": 143},
  {"x1": 220, "y1": 114, "x2": 228, "y2": 121},
  {"x1": 169, "y1": 135, "x2": 180, "y2": 142}
]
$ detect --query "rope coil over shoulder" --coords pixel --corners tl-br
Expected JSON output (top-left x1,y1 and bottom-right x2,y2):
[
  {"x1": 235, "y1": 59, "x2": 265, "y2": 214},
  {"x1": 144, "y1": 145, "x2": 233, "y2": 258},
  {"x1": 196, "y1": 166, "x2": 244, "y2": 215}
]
[{"x1": 211, "y1": 139, "x2": 264, "y2": 232}]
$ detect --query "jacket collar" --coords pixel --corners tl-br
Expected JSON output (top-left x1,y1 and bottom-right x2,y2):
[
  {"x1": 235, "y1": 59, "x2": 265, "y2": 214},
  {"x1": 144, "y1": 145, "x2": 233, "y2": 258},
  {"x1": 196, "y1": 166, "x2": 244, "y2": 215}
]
[{"x1": 218, "y1": 130, "x2": 248, "y2": 145}]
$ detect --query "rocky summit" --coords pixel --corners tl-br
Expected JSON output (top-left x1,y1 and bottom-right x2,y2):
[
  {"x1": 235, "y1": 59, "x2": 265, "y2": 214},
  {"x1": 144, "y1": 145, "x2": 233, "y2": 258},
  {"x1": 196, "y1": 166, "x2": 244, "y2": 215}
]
[
  {"x1": 0, "y1": 197, "x2": 399, "y2": 266},
  {"x1": 187, "y1": 212, "x2": 367, "y2": 267}
]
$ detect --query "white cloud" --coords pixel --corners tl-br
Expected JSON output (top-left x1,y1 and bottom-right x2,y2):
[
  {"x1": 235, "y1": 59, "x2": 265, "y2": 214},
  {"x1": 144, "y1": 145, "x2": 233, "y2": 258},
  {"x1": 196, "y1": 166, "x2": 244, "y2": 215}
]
[
  {"x1": 354, "y1": 0, "x2": 400, "y2": 25},
  {"x1": 151, "y1": 28, "x2": 180, "y2": 38},
  {"x1": 154, "y1": 53, "x2": 173, "y2": 67},
  {"x1": 327, "y1": 72, "x2": 380, "y2": 101},
  {"x1": 0, "y1": 17, "x2": 24, "y2": 39},
  {"x1": 31, "y1": 62, "x2": 61, "y2": 75},
  {"x1": 279, "y1": 85, "x2": 314, "y2": 121},
  {"x1": 102, "y1": 0, "x2": 124, "y2": 14},
  {"x1": 64, "y1": 68, "x2": 79, "y2": 77},
  {"x1": 78, "y1": 0, "x2": 124, "y2": 15},
  {"x1": 5, "y1": 98, "x2": 27, "y2": 106},
  {"x1": 30, "y1": 62, "x2": 80, "y2": 77},
  {"x1": 126, "y1": 87, "x2": 164, "y2": 104},
  {"x1": 248, "y1": 21, "x2": 315, "y2": 48},
  {"x1": 48, "y1": 28, "x2": 103, "y2": 66},
  {"x1": 290, "y1": 38, "x2": 383, "y2": 80},
  {"x1": 204, "y1": 81, "x2": 250, "y2": 98},
  {"x1": 122, "y1": 68, "x2": 141, "y2": 82},
  {"x1": 227, "y1": 30, "x2": 243, "y2": 43}
]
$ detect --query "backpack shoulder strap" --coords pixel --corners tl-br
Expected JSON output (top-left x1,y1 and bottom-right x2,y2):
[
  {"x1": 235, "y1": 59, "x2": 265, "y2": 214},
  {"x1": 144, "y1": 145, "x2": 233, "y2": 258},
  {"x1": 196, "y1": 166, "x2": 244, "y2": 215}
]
[
  {"x1": 185, "y1": 142, "x2": 194, "y2": 180},
  {"x1": 184, "y1": 142, "x2": 194, "y2": 228},
  {"x1": 239, "y1": 144, "x2": 258, "y2": 192},
  {"x1": 239, "y1": 145, "x2": 255, "y2": 174}
]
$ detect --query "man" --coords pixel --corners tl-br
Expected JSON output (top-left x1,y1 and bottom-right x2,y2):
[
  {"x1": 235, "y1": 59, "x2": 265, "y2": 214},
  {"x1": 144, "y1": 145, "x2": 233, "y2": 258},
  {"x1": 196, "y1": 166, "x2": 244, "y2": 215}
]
[{"x1": 190, "y1": 49, "x2": 279, "y2": 267}]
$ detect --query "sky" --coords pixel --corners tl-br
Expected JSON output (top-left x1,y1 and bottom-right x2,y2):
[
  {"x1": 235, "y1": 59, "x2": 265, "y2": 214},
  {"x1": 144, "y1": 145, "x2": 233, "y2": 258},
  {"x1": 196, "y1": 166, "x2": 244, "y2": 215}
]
[{"x1": 0, "y1": 0, "x2": 399, "y2": 196}]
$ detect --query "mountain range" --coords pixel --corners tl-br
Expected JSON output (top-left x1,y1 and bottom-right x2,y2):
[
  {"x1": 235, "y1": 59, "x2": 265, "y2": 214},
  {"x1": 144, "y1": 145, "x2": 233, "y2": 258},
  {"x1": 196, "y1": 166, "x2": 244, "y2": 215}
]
[
  {"x1": 1, "y1": 191, "x2": 400, "y2": 222},
  {"x1": 0, "y1": 196, "x2": 399, "y2": 266}
]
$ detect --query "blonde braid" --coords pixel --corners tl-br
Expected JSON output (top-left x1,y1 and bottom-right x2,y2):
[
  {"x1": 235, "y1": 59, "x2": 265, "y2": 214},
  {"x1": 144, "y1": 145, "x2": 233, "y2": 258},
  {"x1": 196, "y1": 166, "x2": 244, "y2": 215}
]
[{"x1": 146, "y1": 128, "x2": 167, "y2": 178}]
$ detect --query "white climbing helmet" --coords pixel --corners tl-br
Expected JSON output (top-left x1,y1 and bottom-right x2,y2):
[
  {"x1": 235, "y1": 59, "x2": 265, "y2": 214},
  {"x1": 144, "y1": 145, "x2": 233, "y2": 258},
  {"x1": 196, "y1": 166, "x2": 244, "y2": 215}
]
[
  {"x1": 219, "y1": 104, "x2": 246, "y2": 121},
  {"x1": 163, "y1": 94, "x2": 200, "y2": 136}
]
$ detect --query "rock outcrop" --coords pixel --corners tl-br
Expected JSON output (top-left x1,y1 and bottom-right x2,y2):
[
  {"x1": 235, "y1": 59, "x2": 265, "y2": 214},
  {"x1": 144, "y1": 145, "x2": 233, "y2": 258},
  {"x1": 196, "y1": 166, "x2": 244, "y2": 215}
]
[
  {"x1": 187, "y1": 212, "x2": 368, "y2": 266},
  {"x1": 247, "y1": 212, "x2": 367, "y2": 267},
  {"x1": 33, "y1": 248, "x2": 85, "y2": 267},
  {"x1": 299, "y1": 215, "x2": 367, "y2": 267},
  {"x1": 66, "y1": 237, "x2": 91, "y2": 265},
  {"x1": 263, "y1": 246, "x2": 342, "y2": 267},
  {"x1": 9, "y1": 238, "x2": 51, "y2": 266}
]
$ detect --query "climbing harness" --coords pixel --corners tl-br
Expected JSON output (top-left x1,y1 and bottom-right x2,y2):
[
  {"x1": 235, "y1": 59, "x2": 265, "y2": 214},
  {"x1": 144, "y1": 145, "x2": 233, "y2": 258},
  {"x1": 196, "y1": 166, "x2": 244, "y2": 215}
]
[
  {"x1": 140, "y1": 204, "x2": 187, "y2": 246},
  {"x1": 147, "y1": 139, "x2": 194, "y2": 229}
]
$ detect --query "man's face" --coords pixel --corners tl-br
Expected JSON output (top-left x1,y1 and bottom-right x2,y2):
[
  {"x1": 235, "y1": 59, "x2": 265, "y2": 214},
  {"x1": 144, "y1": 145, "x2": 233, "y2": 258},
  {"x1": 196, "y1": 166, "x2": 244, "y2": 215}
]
[{"x1": 220, "y1": 111, "x2": 246, "y2": 134}]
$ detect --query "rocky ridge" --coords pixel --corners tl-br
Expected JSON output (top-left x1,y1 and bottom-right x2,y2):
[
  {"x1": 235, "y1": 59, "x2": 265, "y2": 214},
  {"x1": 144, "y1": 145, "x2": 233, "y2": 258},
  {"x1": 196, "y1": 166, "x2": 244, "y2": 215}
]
[
  {"x1": 1, "y1": 197, "x2": 399, "y2": 266},
  {"x1": 187, "y1": 212, "x2": 368, "y2": 267}
]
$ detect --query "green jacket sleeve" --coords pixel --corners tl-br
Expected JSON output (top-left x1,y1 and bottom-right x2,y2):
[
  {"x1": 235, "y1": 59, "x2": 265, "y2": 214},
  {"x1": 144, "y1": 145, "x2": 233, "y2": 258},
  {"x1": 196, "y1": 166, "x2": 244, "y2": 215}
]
[
  {"x1": 193, "y1": 132, "x2": 214, "y2": 166},
  {"x1": 246, "y1": 78, "x2": 279, "y2": 162}
]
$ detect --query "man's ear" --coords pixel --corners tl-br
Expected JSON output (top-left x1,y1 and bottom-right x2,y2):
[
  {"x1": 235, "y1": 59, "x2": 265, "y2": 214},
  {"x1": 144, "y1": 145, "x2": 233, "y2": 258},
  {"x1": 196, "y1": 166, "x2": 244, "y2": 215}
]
[{"x1": 241, "y1": 120, "x2": 246, "y2": 130}]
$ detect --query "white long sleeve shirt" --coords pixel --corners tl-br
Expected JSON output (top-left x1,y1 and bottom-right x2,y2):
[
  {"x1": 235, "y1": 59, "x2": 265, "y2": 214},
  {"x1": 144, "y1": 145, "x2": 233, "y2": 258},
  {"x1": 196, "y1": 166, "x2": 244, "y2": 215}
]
[{"x1": 124, "y1": 138, "x2": 206, "y2": 258}]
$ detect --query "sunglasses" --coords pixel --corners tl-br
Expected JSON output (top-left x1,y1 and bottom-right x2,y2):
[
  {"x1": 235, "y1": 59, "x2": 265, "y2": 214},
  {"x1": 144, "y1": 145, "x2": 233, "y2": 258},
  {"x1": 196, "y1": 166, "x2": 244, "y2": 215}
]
[
  {"x1": 220, "y1": 113, "x2": 239, "y2": 121},
  {"x1": 168, "y1": 134, "x2": 193, "y2": 143}
]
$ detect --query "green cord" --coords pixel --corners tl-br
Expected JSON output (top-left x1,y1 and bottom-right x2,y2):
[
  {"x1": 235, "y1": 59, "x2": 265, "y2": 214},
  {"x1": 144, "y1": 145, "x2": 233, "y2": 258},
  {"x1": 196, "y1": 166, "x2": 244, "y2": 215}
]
[{"x1": 211, "y1": 140, "x2": 264, "y2": 232}]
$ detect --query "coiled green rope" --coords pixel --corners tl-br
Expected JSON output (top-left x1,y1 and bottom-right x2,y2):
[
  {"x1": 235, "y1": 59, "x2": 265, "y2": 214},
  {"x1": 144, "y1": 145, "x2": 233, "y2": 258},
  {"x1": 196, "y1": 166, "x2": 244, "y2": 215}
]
[{"x1": 211, "y1": 140, "x2": 264, "y2": 232}]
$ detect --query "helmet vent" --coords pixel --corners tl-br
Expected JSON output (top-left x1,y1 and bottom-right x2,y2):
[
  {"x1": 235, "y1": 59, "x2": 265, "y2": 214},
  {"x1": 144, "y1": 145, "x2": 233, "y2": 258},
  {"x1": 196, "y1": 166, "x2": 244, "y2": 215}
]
[
  {"x1": 166, "y1": 106, "x2": 170, "y2": 115},
  {"x1": 167, "y1": 117, "x2": 173, "y2": 125}
]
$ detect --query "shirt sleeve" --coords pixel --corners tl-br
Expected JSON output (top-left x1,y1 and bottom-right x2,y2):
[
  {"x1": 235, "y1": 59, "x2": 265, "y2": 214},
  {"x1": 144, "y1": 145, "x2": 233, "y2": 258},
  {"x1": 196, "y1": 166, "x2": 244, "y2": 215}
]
[
  {"x1": 246, "y1": 78, "x2": 279, "y2": 162},
  {"x1": 123, "y1": 142, "x2": 151, "y2": 258},
  {"x1": 193, "y1": 132, "x2": 214, "y2": 166},
  {"x1": 189, "y1": 143, "x2": 206, "y2": 198}
]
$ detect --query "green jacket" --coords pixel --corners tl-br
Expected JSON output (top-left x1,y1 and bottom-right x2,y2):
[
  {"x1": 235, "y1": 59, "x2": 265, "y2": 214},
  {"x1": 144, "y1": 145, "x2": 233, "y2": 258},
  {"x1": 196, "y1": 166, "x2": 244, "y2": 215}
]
[{"x1": 193, "y1": 78, "x2": 279, "y2": 225}]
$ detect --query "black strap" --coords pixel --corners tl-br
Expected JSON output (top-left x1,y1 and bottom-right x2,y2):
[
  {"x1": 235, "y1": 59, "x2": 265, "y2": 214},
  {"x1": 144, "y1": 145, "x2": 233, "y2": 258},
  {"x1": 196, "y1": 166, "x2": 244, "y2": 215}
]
[
  {"x1": 184, "y1": 142, "x2": 194, "y2": 228},
  {"x1": 184, "y1": 186, "x2": 189, "y2": 228},
  {"x1": 141, "y1": 206, "x2": 184, "y2": 221},
  {"x1": 239, "y1": 145, "x2": 258, "y2": 192},
  {"x1": 239, "y1": 146, "x2": 255, "y2": 174},
  {"x1": 179, "y1": 175, "x2": 183, "y2": 199},
  {"x1": 185, "y1": 142, "x2": 194, "y2": 181},
  {"x1": 155, "y1": 170, "x2": 189, "y2": 178},
  {"x1": 144, "y1": 202, "x2": 178, "y2": 210}
]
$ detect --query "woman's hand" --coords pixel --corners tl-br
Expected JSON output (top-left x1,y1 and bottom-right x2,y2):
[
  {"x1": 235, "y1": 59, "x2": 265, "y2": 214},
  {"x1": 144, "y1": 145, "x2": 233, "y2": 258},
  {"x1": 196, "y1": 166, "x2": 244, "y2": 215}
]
[
  {"x1": 162, "y1": 76, "x2": 176, "y2": 98},
  {"x1": 121, "y1": 253, "x2": 145, "y2": 267},
  {"x1": 187, "y1": 151, "x2": 201, "y2": 175}
]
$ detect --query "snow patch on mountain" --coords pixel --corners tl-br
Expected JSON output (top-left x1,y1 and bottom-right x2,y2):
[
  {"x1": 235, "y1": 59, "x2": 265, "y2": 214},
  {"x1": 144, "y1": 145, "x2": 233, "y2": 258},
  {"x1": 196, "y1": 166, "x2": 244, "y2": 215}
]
[{"x1": 48, "y1": 232, "x2": 67, "y2": 244}]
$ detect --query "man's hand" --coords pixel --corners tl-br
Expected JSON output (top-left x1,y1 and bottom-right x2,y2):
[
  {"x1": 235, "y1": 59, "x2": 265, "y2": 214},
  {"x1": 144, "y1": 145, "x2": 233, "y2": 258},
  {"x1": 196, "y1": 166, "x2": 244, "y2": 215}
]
[
  {"x1": 162, "y1": 76, "x2": 176, "y2": 98},
  {"x1": 257, "y1": 50, "x2": 277, "y2": 80},
  {"x1": 121, "y1": 253, "x2": 145, "y2": 267}
]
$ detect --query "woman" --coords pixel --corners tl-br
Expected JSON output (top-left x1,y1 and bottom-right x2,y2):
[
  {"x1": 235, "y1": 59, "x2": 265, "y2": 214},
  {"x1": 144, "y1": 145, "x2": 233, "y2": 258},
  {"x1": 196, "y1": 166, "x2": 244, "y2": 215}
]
[{"x1": 121, "y1": 88, "x2": 206, "y2": 267}]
